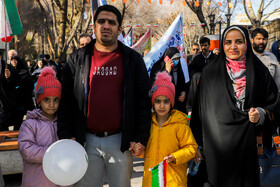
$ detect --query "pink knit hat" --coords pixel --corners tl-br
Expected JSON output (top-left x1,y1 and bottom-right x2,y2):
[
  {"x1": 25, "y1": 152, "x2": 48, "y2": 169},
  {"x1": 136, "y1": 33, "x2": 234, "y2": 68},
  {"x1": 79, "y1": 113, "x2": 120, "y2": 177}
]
[
  {"x1": 35, "y1": 67, "x2": 61, "y2": 104},
  {"x1": 150, "y1": 71, "x2": 175, "y2": 107}
]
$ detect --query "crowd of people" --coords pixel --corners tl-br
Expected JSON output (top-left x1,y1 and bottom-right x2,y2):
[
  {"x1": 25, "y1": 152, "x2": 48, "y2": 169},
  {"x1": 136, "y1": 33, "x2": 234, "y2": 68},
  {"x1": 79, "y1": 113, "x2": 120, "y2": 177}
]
[{"x1": 0, "y1": 4, "x2": 280, "y2": 187}]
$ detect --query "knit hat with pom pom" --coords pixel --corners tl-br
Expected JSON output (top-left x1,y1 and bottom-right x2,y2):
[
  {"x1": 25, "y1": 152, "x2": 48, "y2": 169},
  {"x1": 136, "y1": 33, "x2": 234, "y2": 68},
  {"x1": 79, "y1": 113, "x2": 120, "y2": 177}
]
[
  {"x1": 150, "y1": 71, "x2": 175, "y2": 107},
  {"x1": 35, "y1": 67, "x2": 61, "y2": 104}
]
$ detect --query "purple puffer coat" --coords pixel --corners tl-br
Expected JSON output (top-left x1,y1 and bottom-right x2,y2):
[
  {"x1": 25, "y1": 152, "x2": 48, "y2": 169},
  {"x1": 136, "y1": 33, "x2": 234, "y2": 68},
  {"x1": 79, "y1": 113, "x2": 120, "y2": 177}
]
[{"x1": 18, "y1": 109, "x2": 60, "y2": 187}]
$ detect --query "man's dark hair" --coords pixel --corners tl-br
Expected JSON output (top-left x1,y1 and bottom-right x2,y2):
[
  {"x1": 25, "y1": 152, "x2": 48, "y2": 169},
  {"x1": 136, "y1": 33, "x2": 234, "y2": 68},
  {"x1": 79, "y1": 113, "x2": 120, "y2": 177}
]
[
  {"x1": 44, "y1": 54, "x2": 50, "y2": 60},
  {"x1": 192, "y1": 43, "x2": 199, "y2": 47},
  {"x1": 199, "y1": 37, "x2": 210, "y2": 45},
  {"x1": 94, "y1": 5, "x2": 122, "y2": 27},
  {"x1": 79, "y1": 33, "x2": 93, "y2": 41},
  {"x1": 251, "y1": 28, "x2": 268, "y2": 39}
]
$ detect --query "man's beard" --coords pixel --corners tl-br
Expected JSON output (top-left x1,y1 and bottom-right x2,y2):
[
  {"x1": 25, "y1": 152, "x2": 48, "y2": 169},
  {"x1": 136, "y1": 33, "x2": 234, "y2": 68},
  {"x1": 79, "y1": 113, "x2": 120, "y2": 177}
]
[
  {"x1": 253, "y1": 43, "x2": 266, "y2": 53},
  {"x1": 202, "y1": 48, "x2": 208, "y2": 55}
]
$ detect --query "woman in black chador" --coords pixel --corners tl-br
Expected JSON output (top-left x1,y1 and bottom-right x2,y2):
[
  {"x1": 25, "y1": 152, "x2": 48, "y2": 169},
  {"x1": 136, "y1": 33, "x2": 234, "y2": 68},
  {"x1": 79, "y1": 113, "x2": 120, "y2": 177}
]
[
  {"x1": 190, "y1": 25, "x2": 280, "y2": 187},
  {"x1": 150, "y1": 47, "x2": 188, "y2": 113}
]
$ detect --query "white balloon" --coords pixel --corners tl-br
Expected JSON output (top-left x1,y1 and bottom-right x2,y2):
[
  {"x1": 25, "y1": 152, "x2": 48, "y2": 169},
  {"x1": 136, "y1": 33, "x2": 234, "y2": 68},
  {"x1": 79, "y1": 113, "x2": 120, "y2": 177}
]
[{"x1": 43, "y1": 139, "x2": 88, "y2": 186}]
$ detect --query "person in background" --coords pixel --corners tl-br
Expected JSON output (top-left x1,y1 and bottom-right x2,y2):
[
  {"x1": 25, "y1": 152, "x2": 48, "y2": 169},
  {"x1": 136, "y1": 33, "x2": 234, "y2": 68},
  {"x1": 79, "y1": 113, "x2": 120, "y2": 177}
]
[
  {"x1": 0, "y1": 51, "x2": 17, "y2": 131},
  {"x1": 18, "y1": 67, "x2": 70, "y2": 187},
  {"x1": 190, "y1": 25, "x2": 280, "y2": 187},
  {"x1": 44, "y1": 54, "x2": 56, "y2": 68},
  {"x1": 10, "y1": 56, "x2": 34, "y2": 130},
  {"x1": 54, "y1": 56, "x2": 62, "y2": 81},
  {"x1": 251, "y1": 28, "x2": 280, "y2": 91},
  {"x1": 31, "y1": 59, "x2": 47, "y2": 83},
  {"x1": 79, "y1": 33, "x2": 93, "y2": 48},
  {"x1": 271, "y1": 39, "x2": 280, "y2": 63},
  {"x1": 57, "y1": 5, "x2": 151, "y2": 186},
  {"x1": 139, "y1": 71, "x2": 197, "y2": 187},
  {"x1": 187, "y1": 43, "x2": 200, "y2": 65},
  {"x1": 188, "y1": 37, "x2": 217, "y2": 80},
  {"x1": 8, "y1": 49, "x2": 17, "y2": 64},
  {"x1": 150, "y1": 47, "x2": 188, "y2": 113}
]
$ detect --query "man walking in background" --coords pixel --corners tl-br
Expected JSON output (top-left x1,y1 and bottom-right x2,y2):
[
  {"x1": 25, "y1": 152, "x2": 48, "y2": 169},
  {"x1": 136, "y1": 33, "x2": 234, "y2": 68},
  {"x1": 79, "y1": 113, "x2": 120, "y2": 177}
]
[{"x1": 251, "y1": 28, "x2": 280, "y2": 91}]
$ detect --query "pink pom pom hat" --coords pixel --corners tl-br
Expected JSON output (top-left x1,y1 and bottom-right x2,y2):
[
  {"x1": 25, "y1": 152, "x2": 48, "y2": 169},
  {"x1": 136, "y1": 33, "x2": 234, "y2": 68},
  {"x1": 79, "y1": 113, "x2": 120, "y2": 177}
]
[{"x1": 150, "y1": 71, "x2": 175, "y2": 107}]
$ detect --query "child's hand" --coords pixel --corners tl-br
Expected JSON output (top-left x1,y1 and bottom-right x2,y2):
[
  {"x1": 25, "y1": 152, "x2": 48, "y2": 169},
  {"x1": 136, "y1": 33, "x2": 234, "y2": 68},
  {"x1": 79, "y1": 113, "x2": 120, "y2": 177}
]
[
  {"x1": 129, "y1": 142, "x2": 145, "y2": 156},
  {"x1": 164, "y1": 155, "x2": 176, "y2": 164}
]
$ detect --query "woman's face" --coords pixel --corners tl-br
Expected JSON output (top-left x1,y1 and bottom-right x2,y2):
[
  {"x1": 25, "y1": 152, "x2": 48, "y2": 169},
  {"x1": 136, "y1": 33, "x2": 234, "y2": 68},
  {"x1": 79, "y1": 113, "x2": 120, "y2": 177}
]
[
  {"x1": 11, "y1": 59, "x2": 18, "y2": 67},
  {"x1": 38, "y1": 60, "x2": 43, "y2": 68},
  {"x1": 224, "y1": 30, "x2": 246, "y2": 60}
]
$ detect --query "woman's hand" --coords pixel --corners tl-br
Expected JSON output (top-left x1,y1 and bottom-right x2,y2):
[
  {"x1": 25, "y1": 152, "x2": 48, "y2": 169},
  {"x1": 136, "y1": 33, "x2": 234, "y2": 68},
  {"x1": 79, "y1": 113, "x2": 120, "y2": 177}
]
[
  {"x1": 4, "y1": 69, "x2": 11, "y2": 78},
  {"x1": 194, "y1": 148, "x2": 203, "y2": 163},
  {"x1": 165, "y1": 58, "x2": 174, "y2": 73},
  {"x1": 248, "y1": 107, "x2": 260, "y2": 123},
  {"x1": 178, "y1": 91, "x2": 186, "y2": 102}
]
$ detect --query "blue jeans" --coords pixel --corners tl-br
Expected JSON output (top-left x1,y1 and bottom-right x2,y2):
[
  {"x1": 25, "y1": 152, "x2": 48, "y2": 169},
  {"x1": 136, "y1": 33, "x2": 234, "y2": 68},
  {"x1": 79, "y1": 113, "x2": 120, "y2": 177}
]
[{"x1": 77, "y1": 132, "x2": 133, "y2": 187}]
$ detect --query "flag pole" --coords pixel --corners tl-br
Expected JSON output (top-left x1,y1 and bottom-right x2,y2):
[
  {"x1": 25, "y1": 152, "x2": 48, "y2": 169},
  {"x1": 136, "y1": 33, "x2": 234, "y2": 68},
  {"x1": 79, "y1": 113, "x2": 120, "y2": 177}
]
[{"x1": 3, "y1": 0, "x2": 8, "y2": 68}]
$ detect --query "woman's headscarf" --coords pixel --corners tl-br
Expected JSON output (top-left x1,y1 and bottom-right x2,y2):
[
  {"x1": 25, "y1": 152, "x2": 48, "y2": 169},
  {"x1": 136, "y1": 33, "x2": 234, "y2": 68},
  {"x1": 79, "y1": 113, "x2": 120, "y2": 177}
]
[
  {"x1": 10, "y1": 56, "x2": 28, "y2": 71},
  {"x1": 223, "y1": 26, "x2": 247, "y2": 99},
  {"x1": 214, "y1": 25, "x2": 279, "y2": 109},
  {"x1": 271, "y1": 39, "x2": 280, "y2": 62}
]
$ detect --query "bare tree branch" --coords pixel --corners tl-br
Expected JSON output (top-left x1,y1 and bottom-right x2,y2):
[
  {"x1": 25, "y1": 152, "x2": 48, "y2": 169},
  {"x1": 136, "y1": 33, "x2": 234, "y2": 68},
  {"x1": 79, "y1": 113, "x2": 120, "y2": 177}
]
[
  {"x1": 263, "y1": 0, "x2": 274, "y2": 11},
  {"x1": 62, "y1": 12, "x2": 82, "y2": 53},
  {"x1": 82, "y1": 10, "x2": 92, "y2": 33},
  {"x1": 243, "y1": 0, "x2": 255, "y2": 25},
  {"x1": 53, "y1": 0, "x2": 62, "y2": 10}
]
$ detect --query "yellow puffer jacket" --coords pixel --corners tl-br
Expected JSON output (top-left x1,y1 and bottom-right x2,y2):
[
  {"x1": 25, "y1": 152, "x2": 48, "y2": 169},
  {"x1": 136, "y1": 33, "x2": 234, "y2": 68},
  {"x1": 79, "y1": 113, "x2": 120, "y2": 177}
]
[{"x1": 142, "y1": 109, "x2": 197, "y2": 187}]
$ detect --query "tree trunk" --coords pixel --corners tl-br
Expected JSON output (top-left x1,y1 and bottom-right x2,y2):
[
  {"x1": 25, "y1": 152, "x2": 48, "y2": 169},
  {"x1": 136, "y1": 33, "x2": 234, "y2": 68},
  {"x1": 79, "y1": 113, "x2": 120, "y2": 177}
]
[{"x1": 57, "y1": 0, "x2": 68, "y2": 56}]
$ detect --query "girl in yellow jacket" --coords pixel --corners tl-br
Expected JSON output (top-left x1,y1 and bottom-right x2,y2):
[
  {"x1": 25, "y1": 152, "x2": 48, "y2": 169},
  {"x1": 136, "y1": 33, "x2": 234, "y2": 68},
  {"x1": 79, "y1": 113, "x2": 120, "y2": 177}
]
[{"x1": 137, "y1": 71, "x2": 197, "y2": 187}]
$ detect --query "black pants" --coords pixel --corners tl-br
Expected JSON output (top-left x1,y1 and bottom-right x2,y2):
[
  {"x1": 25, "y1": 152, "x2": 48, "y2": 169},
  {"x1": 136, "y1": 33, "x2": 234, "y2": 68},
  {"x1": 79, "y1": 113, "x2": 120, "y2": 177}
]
[
  {"x1": 11, "y1": 106, "x2": 25, "y2": 130},
  {"x1": 0, "y1": 107, "x2": 12, "y2": 131}
]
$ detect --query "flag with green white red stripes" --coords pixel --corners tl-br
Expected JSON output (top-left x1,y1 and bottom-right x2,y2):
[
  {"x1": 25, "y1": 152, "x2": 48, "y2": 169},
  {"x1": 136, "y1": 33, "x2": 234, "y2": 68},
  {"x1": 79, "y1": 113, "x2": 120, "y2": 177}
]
[
  {"x1": 149, "y1": 160, "x2": 167, "y2": 187},
  {"x1": 0, "y1": 0, "x2": 23, "y2": 39}
]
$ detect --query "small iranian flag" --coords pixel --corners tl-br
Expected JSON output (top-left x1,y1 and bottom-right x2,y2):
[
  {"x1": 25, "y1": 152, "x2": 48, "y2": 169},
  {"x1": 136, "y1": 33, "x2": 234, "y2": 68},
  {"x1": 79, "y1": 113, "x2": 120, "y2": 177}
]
[
  {"x1": 149, "y1": 160, "x2": 167, "y2": 187},
  {"x1": 0, "y1": 0, "x2": 23, "y2": 39}
]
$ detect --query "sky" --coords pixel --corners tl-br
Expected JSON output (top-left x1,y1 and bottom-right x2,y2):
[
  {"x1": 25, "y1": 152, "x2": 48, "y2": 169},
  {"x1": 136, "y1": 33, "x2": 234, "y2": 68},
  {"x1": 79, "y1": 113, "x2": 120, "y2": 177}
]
[{"x1": 234, "y1": 0, "x2": 280, "y2": 15}]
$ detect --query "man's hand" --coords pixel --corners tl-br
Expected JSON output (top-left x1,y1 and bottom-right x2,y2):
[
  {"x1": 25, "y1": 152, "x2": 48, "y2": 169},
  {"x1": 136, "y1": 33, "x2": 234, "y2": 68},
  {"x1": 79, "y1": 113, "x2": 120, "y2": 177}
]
[
  {"x1": 248, "y1": 107, "x2": 260, "y2": 123},
  {"x1": 5, "y1": 69, "x2": 11, "y2": 79},
  {"x1": 129, "y1": 142, "x2": 145, "y2": 156}
]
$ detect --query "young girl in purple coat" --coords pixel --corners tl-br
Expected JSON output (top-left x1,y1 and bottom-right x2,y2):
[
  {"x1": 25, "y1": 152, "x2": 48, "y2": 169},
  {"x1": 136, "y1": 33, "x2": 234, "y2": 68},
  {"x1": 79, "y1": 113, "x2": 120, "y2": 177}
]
[{"x1": 18, "y1": 67, "x2": 67, "y2": 187}]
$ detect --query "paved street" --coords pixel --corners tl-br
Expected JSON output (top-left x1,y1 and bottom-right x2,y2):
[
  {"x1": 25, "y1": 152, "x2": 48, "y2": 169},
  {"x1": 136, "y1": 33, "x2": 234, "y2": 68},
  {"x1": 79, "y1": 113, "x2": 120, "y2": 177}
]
[{"x1": 3, "y1": 157, "x2": 144, "y2": 187}]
